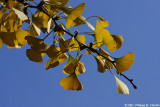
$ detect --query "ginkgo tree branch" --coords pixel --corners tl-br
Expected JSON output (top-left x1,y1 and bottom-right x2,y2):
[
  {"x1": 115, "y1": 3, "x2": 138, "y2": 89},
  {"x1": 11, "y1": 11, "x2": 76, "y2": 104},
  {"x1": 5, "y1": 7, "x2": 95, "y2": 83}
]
[
  {"x1": 29, "y1": 3, "x2": 137, "y2": 89},
  {"x1": 1, "y1": 0, "x2": 136, "y2": 92}
]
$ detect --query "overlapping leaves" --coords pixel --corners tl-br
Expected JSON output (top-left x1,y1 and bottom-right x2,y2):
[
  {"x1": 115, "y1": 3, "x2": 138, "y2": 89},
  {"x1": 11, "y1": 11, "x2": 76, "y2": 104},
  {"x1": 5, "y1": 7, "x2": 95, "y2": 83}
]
[{"x1": 0, "y1": 0, "x2": 135, "y2": 93}]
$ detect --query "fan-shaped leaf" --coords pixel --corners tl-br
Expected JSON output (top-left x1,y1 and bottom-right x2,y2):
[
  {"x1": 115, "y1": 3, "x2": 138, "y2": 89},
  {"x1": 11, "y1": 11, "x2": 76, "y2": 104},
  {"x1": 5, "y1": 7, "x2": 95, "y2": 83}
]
[
  {"x1": 111, "y1": 35, "x2": 123, "y2": 49},
  {"x1": 26, "y1": 49, "x2": 43, "y2": 63},
  {"x1": 102, "y1": 29, "x2": 116, "y2": 52},
  {"x1": 114, "y1": 52, "x2": 134, "y2": 73},
  {"x1": 65, "y1": 3, "x2": 85, "y2": 29},
  {"x1": 45, "y1": 56, "x2": 59, "y2": 70},
  {"x1": 12, "y1": 8, "x2": 28, "y2": 21},
  {"x1": 60, "y1": 73, "x2": 82, "y2": 91},
  {"x1": 113, "y1": 74, "x2": 129, "y2": 94},
  {"x1": 94, "y1": 56, "x2": 106, "y2": 73}
]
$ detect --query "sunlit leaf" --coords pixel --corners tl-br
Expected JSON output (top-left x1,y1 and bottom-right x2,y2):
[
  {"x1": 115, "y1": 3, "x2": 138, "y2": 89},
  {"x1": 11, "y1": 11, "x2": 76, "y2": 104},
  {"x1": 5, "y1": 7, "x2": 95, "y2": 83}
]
[
  {"x1": 47, "y1": 18, "x2": 52, "y2": 33},
  {"x1": 12, "y1": 7, "x2": 28, "y2": 21},
  {"x1": 102, "y1": 29, "x2": 116, "y2": 52},
  {"x1": 30, "y1": 22, "x2": 41, "y2": 36},
  {"x1": 60, "y1": 73, "x2": 82, "y2": 91},
  {"x1": 65, "y1": 3, "x2": 85, "y2": 29},
  {"x1": 26, "y1": 49, "x2": 43, "y2": 63},
  {"x1": 94, "y1": 20, "x2": 103, "y2": 46},
  {"x1": 113, "y1": 74, "x2": 129, "y2": 94},
  {"x1": 111, "y1": 35, "x2": 123, "y2": 49},
  {"x1": 95, "y1": 16, "x2": 109, "y2": 27},
  {"x1": 86, "y1": 21, "x2": 95, "y2": 30},
  {"x1": 114, "y1": 52, "x2": 134, "y2": 73},
  {"x1": 58, "y1": 53, "x2": 68, "y2": 63},
  {"x1": 16, "y1": 30, "x2": 31, "y2": 46}
]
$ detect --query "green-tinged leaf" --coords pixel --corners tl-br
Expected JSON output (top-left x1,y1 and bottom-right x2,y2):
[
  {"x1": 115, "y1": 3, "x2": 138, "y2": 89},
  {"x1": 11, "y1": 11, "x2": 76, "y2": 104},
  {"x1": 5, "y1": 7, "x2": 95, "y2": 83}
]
[
  {"x1": 63, "y1": 55, "x2": 75, "y2": 74},
  {"x1": 26, "y1": 49, "x2": 43, "y2": 63},
  {"x1": 65, "y1": 3, "x2": 85, "y2": 29},
  {"x1": 12, "y1": 7, "x2": 28, "y2": 21},
  {"x1": 60, "y1": 73, "x2": 83, "y2": 91},
  {"x1": 114, "y1": 52, "x2": 134, "y2": 73},
  {"x1": 102, "y1": 29, "x2": 116, "y2": 52},
  {"x1": 111, "y1": 35, "x2": 123, "y2": 49},
  {"x1": 94, "y1": 56, "x2": 106, "y2": 73},
  {"x1": 113, "y1": 74, "x2": 129, "y2": 94}
]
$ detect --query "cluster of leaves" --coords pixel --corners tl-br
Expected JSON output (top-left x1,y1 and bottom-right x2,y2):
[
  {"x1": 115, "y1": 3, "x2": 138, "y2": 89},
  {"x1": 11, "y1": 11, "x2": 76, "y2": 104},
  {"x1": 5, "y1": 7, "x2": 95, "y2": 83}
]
[{"x1": 0, "y1": 0, "x2": 136, "y2": 94}]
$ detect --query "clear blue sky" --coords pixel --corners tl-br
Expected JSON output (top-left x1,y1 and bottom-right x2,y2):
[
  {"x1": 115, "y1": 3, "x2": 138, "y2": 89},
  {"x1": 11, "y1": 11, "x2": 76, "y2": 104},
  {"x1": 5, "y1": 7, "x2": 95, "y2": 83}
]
[{"x1": 0, "y1": 0, "x2": 160, "y2": 107}]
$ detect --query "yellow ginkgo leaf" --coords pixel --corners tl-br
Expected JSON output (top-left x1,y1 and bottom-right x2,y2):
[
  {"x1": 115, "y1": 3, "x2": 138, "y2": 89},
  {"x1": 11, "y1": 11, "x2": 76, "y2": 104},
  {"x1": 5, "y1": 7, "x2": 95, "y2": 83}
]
[
  {"x1": 102, "y1": 29, "x2": 116, "y2": 52},
  {"x1": 0, "y1": 32, "x2": 16, "y2": 47},
  {"x1": 25, "y1": 36, "x2": 45, "y2": 52},
  {"x1": 45, "y1": 56, "x2": 60, "y2": 70},
  {"x1": 0, "y1": 25, "x2": 7, "y2": 32},
  {"x1": 44, "y1": 45, "x2": 60, "y2": 58},
  {"x1": 98, "y1": 48, "x2": 110, "y2": 58},
  {"x1": 44, "y1": 53, "x2": 68, "y2": 70},
  {"x1": 47, "y1": 18, "x2": 52, "y2": 33},
  {"x1": 12, "y1": 8, "x2": 28, "y2": 21},
  {"x1": 111, "y1": 35, "x2": 123, "y2": 49},
  {"x1": 30, "y1": 22, "x2": 41, "y2": 36},
  {"x1": 63, "y1": 55, "x2": 75, "y2": 74},
  {"x1": 16, "y1": 30, "x2": 31, "y2": 46},
  {"x1": 0, "y1": 38, "x2": 3, "y2": 48},
  {"x1": 94, "y1": 56, "x2": 106, "y2": 73},
  {"x1": 75, "y1": 62, "x2": 85, "y2": 74},
  {"x1": 62, "y1": 6, "x2": 87, "y2": 27},
  {"x1": 65, "y1": 3, "x2": 85, "y2": 29},
  {"x1": 113, "y1": 74, "x2": 129, "y2": 94},
  {"x1": 114, "y1": 52, "x2": 134, "y2": 73},
  {"x1": 55, "y1": 24, "x2": 65, "y2": 37},
  {"x1": 94, "y1": 20, "x2": 103, "y2": 46},
  {"x1": 60, "y1": 73, "x2": 83, "y2": 91},
  {"x1": 58, "y1": 53, "x2": 68, "y2": 63},
  {"x1": 95, "y1": 16, "x2": 109, "y2": 27},
  {"x1": 26, "y1": 49, "x2": 43, "y2": 63},
  {"x1": 71, "y1": 16, "x2": 86, "y2": 26}
]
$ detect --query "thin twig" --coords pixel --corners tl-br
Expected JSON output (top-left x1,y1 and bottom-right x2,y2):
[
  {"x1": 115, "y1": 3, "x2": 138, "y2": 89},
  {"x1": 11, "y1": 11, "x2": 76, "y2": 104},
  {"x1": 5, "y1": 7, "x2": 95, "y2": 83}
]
[{"x1": 120, "y1": 73, "x2": 137, "y2": 89}]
